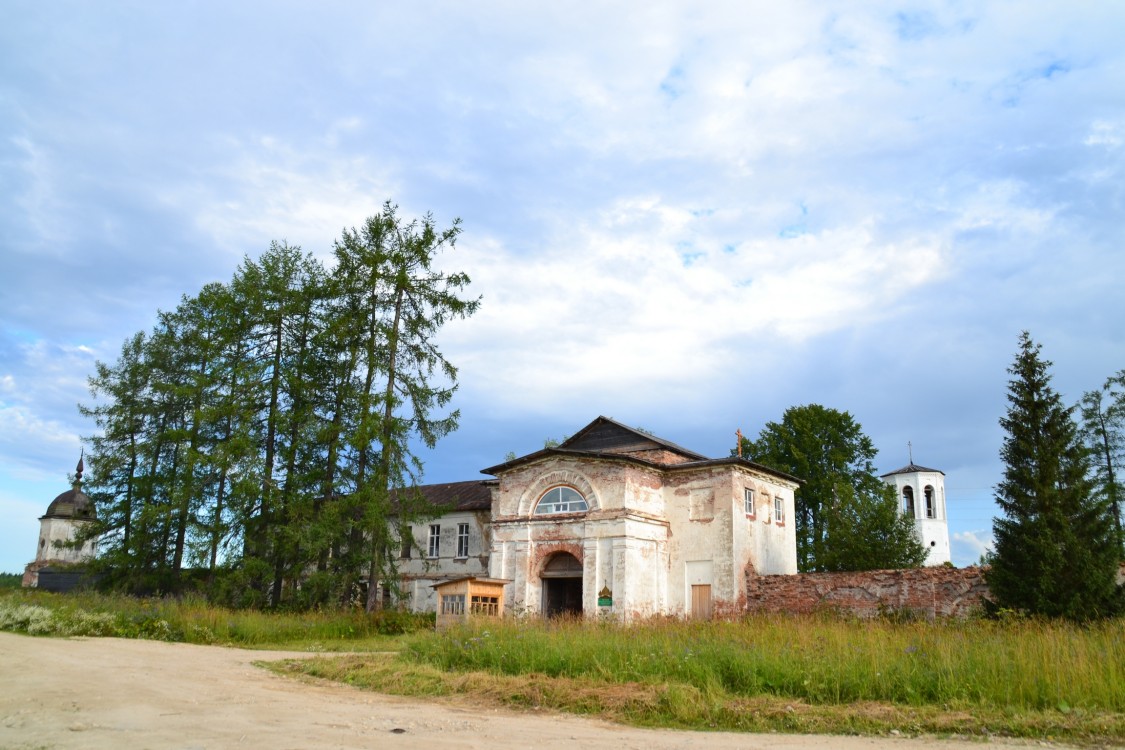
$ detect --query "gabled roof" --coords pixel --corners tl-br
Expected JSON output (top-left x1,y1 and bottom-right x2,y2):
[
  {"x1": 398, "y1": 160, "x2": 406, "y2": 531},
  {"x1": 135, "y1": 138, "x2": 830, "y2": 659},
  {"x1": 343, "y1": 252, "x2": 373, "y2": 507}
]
[
  {"x1": 480, "y1": 416, "x2": 800, "y2": 485},
  {"x1": 393, "y1": 480, "x2": 493, "y2": 512},
  {"x1": 481, "y1": 415, "x2": 708, "y2": 475},
  {"x1": 881, "y1": 462, "x2": 944, "y2": 478},
  {"x1": 560, "y1": 415, "x2": 708, "y2": 460}
]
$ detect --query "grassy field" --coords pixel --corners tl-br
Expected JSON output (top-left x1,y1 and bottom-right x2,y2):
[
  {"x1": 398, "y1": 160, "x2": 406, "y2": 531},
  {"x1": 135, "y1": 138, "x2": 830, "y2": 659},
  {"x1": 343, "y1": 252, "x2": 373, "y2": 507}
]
[
  {"x1": 273, "y1": 614, "x2": 1125, "y2": 745},
  {"x1": 3, "y1": 589, "x2": 1122, "y2": 744},
  {"x1": 0, "y1": 588, "x2": 431, "y2": 650}
]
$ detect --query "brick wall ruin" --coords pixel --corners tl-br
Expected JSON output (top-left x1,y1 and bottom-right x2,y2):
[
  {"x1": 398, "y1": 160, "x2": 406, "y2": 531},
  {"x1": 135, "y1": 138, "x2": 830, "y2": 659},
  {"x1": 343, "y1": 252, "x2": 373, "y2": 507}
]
[{"x1": 746, "y1": 565, "x2": 991, "y2": 619}]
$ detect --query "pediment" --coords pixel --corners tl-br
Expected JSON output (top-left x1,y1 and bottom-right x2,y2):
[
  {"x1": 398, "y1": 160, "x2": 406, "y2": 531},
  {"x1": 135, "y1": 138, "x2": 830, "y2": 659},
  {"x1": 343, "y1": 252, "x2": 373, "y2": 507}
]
[{"x1": 559, "y1": 416, "x2": 707, "y2": 462}]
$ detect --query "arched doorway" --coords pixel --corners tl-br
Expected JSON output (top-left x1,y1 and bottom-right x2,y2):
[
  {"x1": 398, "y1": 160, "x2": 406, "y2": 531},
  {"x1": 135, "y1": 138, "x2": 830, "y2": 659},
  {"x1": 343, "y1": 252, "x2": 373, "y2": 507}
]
[{"x1": 541, "y1": 552, "x2": 583, "y2": 617}]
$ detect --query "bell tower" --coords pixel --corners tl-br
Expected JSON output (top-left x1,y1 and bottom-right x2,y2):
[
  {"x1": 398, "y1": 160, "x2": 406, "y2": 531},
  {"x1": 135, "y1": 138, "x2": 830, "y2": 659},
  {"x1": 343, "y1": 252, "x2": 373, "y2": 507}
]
[{"x1": 881, "y1": 447, "x2": 951, "y2": 566}]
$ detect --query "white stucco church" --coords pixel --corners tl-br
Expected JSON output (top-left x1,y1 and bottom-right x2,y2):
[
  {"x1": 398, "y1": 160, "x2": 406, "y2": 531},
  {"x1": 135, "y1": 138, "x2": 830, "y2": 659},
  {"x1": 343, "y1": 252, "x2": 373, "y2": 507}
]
[
  {"x1": 390, "y1": 417, "x2": 955, "y2": 618},
  {"x1": 391, "y1": 416, "x2": 801, "y2": 619}
]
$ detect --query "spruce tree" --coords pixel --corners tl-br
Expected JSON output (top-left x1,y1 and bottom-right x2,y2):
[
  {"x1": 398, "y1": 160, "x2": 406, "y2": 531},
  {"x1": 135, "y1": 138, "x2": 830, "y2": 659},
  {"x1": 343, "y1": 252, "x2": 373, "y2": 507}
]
[{"x1": 987, "y1": 332, "x2": 1122, "y2": 620}]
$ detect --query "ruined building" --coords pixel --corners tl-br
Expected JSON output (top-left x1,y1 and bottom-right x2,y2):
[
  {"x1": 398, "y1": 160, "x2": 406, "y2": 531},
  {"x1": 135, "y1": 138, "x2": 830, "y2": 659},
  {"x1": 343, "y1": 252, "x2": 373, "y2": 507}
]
[
  {"x1": 22, "y1": 455, "x2": 99, "y2": 591},
  {"x1": 390, "y1": 416, "x2": 800, "y2": 619}
]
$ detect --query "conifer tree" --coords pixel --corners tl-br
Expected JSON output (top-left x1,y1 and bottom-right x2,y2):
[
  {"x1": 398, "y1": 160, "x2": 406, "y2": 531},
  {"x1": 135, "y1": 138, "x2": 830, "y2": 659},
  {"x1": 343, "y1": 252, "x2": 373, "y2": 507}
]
[
  {"x1": 332, "y1": 201, "x2": 480, "y2": 611},
  {"x1": 1078, "y1": 372, "x2": 1125, "y2": 554},
  {"x1": 987, "y1": 332, "x2": 1122, "y2": 620}
]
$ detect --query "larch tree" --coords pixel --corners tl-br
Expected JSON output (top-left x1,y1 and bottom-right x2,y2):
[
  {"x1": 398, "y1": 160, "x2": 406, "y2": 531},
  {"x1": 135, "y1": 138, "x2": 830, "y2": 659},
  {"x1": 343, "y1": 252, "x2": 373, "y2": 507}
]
[
  {"x1": 331, "y1": 201, "x2": 480, "y2": 612},
  {"x1": 79, "y1": 204, "x2": 478, "y2": 609},
  {"x1": 987, "y1": 332, "x2": 1122, "y2": 620},
  {"x1": 1078, "y1": 371, "x2": 1125, "y2": 554}
]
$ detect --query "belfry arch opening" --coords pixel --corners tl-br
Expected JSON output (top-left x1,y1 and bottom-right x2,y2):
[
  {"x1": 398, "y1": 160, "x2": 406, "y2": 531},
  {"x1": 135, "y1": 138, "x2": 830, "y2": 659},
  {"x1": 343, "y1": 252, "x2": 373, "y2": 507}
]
[{"x1": 540, "y1": 552, "x2": 583, "y2": 617}]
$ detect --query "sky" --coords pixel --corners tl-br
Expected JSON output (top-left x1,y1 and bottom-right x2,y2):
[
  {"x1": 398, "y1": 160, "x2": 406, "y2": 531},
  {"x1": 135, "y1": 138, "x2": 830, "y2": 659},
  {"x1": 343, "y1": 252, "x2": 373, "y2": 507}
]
[{"x1": 2, "y1": 2, "x2": 1123, "y2": 574}]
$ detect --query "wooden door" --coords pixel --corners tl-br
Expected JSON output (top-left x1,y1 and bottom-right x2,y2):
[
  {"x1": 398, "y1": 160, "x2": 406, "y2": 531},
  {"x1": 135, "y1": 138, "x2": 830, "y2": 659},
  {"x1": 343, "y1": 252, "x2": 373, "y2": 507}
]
[{"x1": 691, "y1": 584, "x2": 712, "y2": 620}]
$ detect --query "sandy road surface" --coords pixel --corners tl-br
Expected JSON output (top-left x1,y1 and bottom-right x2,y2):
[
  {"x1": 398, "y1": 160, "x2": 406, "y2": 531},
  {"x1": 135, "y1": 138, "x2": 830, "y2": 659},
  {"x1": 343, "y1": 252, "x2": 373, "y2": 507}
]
[{"x1": 0, "y1": 632, "x2": 1055, "y2": 750}]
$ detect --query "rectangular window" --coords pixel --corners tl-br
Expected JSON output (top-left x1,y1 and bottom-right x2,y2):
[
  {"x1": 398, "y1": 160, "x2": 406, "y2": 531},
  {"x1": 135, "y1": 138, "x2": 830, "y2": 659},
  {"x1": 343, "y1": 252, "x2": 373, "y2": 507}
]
[
  {"x1": 441, "y1": 594, "x2": 465, "y2": 615},
  {"x1": 470, "y1": 595, "x2": 500, "y2": 616},
  {"x1": 400, "y1": 526, "x2": 413, "y2": 559},
  {"x1": 744, "y1": 488, "x2": 755, "y2": 516},
  {"x1": 457, "y1": 523, "x2": 470, "y2": 558},
  {"x1": 774, "y1": 495, "x2": 785, "y2": 525},
  {"x1": 428, "y1": 524, "x2": 441, "y2": 558}
]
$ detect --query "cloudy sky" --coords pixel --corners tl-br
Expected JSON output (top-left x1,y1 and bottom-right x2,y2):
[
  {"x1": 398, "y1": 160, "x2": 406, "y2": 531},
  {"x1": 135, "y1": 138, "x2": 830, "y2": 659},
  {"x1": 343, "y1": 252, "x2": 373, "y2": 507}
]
[{"x1": 3, "y1": 2, "x2": 1123, "y2": 574}]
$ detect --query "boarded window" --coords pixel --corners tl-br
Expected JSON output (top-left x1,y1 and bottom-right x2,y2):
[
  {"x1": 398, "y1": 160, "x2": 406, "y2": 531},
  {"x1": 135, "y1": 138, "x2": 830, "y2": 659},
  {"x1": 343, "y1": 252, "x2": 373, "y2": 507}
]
[{"x1": 689, "y1": 488, "x2": 714, "y2": 520}]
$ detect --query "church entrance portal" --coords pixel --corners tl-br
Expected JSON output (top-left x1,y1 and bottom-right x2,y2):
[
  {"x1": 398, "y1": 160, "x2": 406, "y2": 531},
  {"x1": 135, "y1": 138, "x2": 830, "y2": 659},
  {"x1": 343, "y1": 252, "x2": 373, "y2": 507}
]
[{"x1": 541, "y1": 552, "x2": 583, "y2": 617}]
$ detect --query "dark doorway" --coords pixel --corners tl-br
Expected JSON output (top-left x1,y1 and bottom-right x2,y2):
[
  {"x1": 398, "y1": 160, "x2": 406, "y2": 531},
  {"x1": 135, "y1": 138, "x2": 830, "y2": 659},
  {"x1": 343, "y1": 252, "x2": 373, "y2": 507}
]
[
  {"x1": 544, "y1": 578, "x2": 583, "y2": 617},
  {"x1": 541, "y1": 552, "x2": 583, "y2": 617}
]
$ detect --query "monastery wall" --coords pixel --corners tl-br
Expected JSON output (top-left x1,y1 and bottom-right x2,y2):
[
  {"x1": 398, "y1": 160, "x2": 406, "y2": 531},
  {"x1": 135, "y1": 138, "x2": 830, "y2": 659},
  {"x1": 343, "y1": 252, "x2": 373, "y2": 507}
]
[{"x1": 746, "y1": 565, "x2": 990, "y2": 619}]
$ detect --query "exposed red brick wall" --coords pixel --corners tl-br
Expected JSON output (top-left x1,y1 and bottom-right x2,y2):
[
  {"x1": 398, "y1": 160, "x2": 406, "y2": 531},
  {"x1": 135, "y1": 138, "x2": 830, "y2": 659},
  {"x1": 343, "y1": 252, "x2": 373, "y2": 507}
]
[{"x1": 746, "y1": 566, "x2": 991, "y2": 619}]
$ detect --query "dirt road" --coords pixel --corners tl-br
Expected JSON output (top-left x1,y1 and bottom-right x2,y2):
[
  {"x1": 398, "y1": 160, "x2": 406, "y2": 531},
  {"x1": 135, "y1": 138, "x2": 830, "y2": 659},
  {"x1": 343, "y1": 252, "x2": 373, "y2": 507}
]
[{"x1": 0, "y1": 632, "x2": 1053, "y2": 750}]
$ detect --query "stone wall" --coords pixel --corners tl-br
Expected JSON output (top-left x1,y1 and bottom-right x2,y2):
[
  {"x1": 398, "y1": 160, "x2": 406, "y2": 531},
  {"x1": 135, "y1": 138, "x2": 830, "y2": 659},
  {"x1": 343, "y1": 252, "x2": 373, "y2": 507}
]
[{"x1": 746, "y1": 565, "x2": 991, "y2": 619}]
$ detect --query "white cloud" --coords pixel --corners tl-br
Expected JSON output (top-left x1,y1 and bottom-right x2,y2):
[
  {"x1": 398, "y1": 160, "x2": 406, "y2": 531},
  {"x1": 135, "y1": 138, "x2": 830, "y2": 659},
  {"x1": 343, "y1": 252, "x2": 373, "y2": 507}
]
[
  {"x1": 952, "y1": 530, "x2": 994, "y2": 565},
  {"x1": 1085, "y1": 120, "x2": 1123, "y2": 149},
  {"x1": 180, "y1": 134, "x2": 401, "y2": 261},
  {"x1": 444, "y1": 197, "x2": 950, "y2": 414},
  {"x1": 0, "y1": 404, "x2": 81, "y2": 479}
]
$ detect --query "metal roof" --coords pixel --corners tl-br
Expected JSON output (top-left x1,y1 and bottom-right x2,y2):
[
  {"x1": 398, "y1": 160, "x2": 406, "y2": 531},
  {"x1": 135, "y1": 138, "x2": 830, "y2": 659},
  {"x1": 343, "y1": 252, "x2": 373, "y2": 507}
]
[{"x1": 880, "y1": 462, "x2": 944, "y2": 478}]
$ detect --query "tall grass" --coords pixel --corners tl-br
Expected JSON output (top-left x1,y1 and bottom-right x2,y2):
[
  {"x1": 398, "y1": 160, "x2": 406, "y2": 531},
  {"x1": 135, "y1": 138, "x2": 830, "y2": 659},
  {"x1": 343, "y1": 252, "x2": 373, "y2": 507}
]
[
  {"x1": 402, "y1": 614, "x2": 1125, "y2": 712},
  {"x1": 0, "y1": 588, "x2": 432, "y2": 647}
]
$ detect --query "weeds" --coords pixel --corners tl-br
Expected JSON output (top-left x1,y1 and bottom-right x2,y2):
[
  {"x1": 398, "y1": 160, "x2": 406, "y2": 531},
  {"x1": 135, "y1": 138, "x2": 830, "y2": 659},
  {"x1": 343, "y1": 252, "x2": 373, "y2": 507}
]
[
  {"x1": 4, "y1": 588, "x2": 1122, "y2": 744},
  {"x1": 0, "y1": 588, "x2": 432, "y2": 647},
  {"x1": 400, "y1": 614, "x2": 1125, "y2": 713}
]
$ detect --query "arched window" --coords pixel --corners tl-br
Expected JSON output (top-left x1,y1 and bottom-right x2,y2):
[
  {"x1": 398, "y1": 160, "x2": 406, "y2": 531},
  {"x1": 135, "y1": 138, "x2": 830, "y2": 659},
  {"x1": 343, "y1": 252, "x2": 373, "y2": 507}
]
[
  {"x1": 924, "y1": 486, "x2": 935, "y2": 519},
  {"x1": 534, "y1": 486, "x2": 588, "y2": 515},
  {"x1": 902, "y1": 486, "x2": 915, "y2": 517}
]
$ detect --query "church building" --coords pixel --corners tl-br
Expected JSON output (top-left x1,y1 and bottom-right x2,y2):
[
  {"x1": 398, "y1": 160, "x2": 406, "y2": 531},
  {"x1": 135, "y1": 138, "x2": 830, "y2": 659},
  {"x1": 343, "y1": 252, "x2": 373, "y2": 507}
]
[
  {"x1": 22, "y1": 456, "x2": 99, "y2": 591},
  {"x1": 392, "y1": 416, "x2": 801, "y2": 619}
]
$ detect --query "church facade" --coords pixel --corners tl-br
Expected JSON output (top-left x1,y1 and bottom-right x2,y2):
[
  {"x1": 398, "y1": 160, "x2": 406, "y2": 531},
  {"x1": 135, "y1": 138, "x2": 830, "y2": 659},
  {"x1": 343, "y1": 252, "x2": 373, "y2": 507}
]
[{"x1": 392, "y1": 416, "x2": 800, "y2": 619}]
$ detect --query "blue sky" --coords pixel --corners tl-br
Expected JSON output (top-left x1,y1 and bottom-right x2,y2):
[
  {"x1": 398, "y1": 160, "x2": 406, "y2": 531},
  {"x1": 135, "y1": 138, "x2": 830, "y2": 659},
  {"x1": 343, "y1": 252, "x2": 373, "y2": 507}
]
[{"x1": 2, "y1": 2, "x2": 1123, "y2": 574}]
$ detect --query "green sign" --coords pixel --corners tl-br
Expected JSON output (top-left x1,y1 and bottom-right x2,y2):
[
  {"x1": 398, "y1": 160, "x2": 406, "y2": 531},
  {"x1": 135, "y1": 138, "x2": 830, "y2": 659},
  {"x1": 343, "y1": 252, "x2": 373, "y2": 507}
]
[{"x1": 597, "y1": 585, "x2": 612, "y2": 607}]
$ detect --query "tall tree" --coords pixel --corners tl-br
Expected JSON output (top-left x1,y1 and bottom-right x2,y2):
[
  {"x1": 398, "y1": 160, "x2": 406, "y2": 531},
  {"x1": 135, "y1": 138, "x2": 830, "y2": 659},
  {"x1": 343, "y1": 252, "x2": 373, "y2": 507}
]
[
  {"x1": 79, "y1": 205, "x2": 478, "y2": 609},
  {"x1": 739, "y1": 404, "x2": 926, "y2": 572},
  {"x1": 1078, "y1": 371, "x2": 1125, "y2": 554},
  {"x1": 987, "y1": 332, "x2": 1122, "y2": 620},
  {"x1": 228, "y1": 241, "x2": 325, "y2": 604},
  {"x1": 332, "y1": 201, "x2": 480, "y2": 611}
]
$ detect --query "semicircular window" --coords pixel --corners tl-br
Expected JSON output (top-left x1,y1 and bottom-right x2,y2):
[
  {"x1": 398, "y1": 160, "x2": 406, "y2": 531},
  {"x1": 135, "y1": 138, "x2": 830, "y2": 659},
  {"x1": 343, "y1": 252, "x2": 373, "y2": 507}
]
[{"x1": 534, "y1": 486, "x2": 589, "y2": 515}]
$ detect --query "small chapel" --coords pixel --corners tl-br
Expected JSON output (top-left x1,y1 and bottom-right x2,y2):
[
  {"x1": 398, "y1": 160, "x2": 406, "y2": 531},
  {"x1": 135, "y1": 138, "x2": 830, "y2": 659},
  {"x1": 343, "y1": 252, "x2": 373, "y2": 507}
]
[
  {"x1": 22, "y1": 456, "x2": 99, "y2": 591},
  {"x1": 389, "y1": 416, "x2": 800, "y2": 619}
]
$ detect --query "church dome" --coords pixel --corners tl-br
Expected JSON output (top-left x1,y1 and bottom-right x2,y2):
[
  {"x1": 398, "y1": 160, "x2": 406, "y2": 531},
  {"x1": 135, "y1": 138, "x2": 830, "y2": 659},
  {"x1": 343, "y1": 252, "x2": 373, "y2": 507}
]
[
  {"x1": 43, "y1": 487, "x2": 95, "y2": 520},
  {"x1": 42, "y1": 454, "x2": 95, "y2": 520}
]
